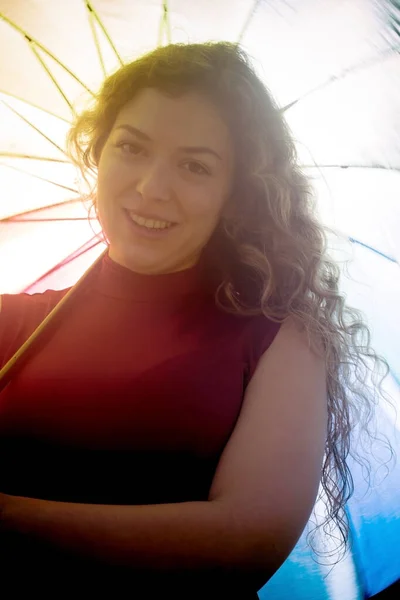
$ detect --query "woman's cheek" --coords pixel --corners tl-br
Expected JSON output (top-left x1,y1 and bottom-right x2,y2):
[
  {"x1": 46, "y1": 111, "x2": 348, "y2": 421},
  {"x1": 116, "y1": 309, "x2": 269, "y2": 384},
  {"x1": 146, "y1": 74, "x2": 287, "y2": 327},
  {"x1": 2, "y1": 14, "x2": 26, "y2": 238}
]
[{"x1": 108, "y1": 157, "x2": 134, "y2": 183}]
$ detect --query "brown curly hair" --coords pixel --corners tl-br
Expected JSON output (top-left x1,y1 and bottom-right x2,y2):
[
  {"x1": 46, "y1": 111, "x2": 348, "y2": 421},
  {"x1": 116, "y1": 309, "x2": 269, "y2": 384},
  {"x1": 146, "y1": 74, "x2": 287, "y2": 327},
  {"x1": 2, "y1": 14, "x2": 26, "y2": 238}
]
[{"x1": 67, "y1": 41, "x2": 395, "y2": 565}]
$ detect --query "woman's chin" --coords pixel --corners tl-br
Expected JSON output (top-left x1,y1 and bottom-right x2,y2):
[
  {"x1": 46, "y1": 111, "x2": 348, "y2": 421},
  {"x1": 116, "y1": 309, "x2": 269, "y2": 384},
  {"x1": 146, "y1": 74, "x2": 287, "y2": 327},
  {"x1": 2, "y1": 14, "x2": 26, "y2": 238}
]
[
  {"x1": 110, "y1": 244, "x2": 200, "y2": 275},
  {"x1": 108, "y1": 246, "x2": 173, "y2": 275}
]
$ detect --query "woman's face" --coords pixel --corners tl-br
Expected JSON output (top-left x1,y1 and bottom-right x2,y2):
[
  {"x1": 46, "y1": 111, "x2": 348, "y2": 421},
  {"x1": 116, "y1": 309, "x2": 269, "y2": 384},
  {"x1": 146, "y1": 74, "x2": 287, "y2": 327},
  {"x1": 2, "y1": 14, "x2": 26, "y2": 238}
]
[{"x1": 97, "y1": 88, "x2": 234, "y2": 274}]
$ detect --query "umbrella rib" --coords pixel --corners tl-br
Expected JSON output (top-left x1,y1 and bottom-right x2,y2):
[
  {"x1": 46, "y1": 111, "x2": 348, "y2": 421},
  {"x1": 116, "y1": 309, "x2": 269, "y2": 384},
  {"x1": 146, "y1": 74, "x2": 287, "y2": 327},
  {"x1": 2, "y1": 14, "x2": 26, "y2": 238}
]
[
  {"x1": 0, "y1": 12, "x2": 96, "y2": 96},
  {"x1": 237, "y1": 0, "x2": 262, "y2": 44},
  {"x1": 85, "y1": 1, "x2": 124, "y2": 67},
  {"x1": 0, "y1": 161, "x2": 79, "y2": 194},
  {"x1": 0, "y1": 152, "x2": 68, "y2": 163},
  {"x1": 0, "y1": 98, "x2": 68, "y2": 157},
  {"x1": 57, "y1": 238, "x2": 104, "y2": 266},
  {"x1": 0, "y1": 198, "x2": 83, "y2": 223},
  {"x1": 4, "y1": 217, "x2": 93, "y2": 222},
  {"x1": 164, "y1": 0, "x2": 172, "y2": 44},
  {"x1": 349, "y1": 238, "x2": 398, "y2": 265},
  {"x1": 29, "y1": 44, "x2": 76, "y2": 116},
  {"x1": 0, "y1": 90, "x2": 72, "y2": 124},
  {"x1": 281, "y1": 44, "x2": 400, "y2": 113},
  {"x1": 158, "y1": 0, "x2": 172, "y2": 46},
  {"x1": 87, "y1": 4, "x2": 106, "y2": 78},
  {"x1": 22, "y1": 237, "x2": 103, "y2": 293},
  {"x1": 301, "y1": 164, "x2": 400, "y2": 172}
]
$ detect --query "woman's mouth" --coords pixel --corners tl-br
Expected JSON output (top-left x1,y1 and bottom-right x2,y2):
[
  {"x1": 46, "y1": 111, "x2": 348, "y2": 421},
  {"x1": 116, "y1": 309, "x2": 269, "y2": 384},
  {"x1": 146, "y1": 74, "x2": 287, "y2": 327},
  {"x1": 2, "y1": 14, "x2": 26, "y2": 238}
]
[{"x1": 124, "y1": 209, "x2": 178, "y2": 239}]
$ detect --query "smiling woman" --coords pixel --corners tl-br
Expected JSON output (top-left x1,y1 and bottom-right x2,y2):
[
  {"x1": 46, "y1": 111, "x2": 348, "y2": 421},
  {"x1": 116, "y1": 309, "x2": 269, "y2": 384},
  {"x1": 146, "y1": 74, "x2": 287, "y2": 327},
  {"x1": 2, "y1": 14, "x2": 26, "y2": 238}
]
[
  {"x1": 94, "y1": 88, "x2": 235, "y2": 275},
  {"x1": 0, "y1": 41, "x2": 394, "y2": 599}
]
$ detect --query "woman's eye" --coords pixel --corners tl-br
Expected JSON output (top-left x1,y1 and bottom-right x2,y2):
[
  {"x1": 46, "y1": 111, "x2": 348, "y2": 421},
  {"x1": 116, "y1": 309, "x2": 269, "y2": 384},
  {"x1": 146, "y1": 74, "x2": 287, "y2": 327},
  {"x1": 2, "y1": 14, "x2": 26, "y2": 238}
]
[
  {"x1": 184, "y1": 161, "x2": 209, "y2": 176},
  {"x1": 117, "y1": 142, "x2": 143, "y2": 155}
]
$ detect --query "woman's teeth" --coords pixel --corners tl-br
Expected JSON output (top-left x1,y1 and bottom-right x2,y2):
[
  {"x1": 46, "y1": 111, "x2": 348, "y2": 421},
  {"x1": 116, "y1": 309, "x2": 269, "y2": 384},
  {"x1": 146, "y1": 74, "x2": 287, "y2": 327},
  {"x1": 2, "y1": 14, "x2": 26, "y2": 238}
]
[{"x1": 128, "y1": 211, "x2": 174, "y2": 230}]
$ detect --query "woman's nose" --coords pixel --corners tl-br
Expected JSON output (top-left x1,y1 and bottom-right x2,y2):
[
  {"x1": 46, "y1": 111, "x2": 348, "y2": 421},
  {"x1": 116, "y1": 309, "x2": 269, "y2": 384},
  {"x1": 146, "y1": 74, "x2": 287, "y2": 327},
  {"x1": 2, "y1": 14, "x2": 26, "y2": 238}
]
[{"x1": 135, "y1": 162, "x2": 172, "y2": 203}]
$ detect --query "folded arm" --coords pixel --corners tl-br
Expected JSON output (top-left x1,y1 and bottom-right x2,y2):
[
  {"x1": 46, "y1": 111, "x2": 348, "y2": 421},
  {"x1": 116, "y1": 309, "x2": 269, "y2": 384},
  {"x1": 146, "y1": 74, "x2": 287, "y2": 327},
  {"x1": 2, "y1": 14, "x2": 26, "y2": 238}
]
[{"x1": 1, "y1": 316, "x2": 327, "y2": 591}]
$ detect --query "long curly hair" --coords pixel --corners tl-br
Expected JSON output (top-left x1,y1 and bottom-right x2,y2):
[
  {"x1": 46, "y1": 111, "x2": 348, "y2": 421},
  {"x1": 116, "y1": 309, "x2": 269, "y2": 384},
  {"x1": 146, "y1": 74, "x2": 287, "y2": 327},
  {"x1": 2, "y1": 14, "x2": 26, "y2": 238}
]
[{"x1": 67, "y1": 42, "x2": 394, "y2": 564}]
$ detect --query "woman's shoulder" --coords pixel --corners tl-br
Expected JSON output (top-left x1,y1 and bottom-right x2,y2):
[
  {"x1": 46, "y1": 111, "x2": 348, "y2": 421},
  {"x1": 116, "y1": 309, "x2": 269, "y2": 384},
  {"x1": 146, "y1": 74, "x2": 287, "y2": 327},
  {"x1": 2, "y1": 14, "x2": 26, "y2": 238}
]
[
  {"x1": 233, "y1": 311, "x2": 283, "y2": 387},
  {"x1": 0, "y1": 288, "x2": 71, "y2": 368},
  {"x1": 0, "y1": 287, "x2": 70, "y2": 318}
]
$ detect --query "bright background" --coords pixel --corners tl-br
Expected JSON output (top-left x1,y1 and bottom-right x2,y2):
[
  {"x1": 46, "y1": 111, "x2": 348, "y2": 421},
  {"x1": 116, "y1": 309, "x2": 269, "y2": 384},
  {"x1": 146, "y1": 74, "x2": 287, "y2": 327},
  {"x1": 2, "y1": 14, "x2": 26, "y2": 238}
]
[{"x1": 0, "y1": 1, "x2": 399, "y2": 597}]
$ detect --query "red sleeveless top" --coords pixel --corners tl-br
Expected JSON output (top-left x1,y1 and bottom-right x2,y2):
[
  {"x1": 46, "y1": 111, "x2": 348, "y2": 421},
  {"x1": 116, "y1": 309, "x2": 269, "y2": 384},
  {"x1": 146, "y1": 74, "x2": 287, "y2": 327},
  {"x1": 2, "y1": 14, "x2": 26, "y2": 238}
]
[{"x1": 0, "y1": 250, "x2": 281, "y2": 597}]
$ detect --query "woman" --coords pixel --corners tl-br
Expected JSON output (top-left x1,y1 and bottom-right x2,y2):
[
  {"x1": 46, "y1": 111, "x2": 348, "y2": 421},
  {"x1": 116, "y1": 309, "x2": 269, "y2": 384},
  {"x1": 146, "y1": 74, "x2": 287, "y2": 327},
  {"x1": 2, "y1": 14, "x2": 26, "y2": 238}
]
[{"x1": 0, "y1": 42, "x2": 391, "y2": 598}]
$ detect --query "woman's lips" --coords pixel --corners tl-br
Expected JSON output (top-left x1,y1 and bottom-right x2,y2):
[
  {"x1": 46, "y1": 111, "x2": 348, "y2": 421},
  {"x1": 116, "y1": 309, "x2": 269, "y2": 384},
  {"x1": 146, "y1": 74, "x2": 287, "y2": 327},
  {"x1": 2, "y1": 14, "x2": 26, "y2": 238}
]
[{"x1": 123, "y1": 209, "x2": 179, "y2": 239}]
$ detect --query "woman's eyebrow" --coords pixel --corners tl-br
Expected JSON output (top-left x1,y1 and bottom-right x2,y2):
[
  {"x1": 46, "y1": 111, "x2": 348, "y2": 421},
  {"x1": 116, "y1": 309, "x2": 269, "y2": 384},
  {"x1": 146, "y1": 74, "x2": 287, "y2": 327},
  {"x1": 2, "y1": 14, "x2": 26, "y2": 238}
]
[{"x1": 114, "y1": 124, "x2": 223, "y2": 161}]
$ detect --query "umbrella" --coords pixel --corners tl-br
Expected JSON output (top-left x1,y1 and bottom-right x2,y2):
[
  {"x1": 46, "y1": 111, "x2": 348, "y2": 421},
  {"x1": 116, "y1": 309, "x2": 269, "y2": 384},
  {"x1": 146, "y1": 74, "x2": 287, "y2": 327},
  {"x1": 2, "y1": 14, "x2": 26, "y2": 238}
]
[{"x1": 0, "y1": 1, "x2": 399, "y2": 597}]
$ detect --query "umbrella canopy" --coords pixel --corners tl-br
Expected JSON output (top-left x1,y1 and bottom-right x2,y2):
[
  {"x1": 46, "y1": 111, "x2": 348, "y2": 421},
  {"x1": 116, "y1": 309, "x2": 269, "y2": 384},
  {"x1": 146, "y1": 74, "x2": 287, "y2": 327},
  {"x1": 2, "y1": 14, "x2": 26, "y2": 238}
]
[{"x1": 0, "y1": 1, "x2": 399, "y2": 597}]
